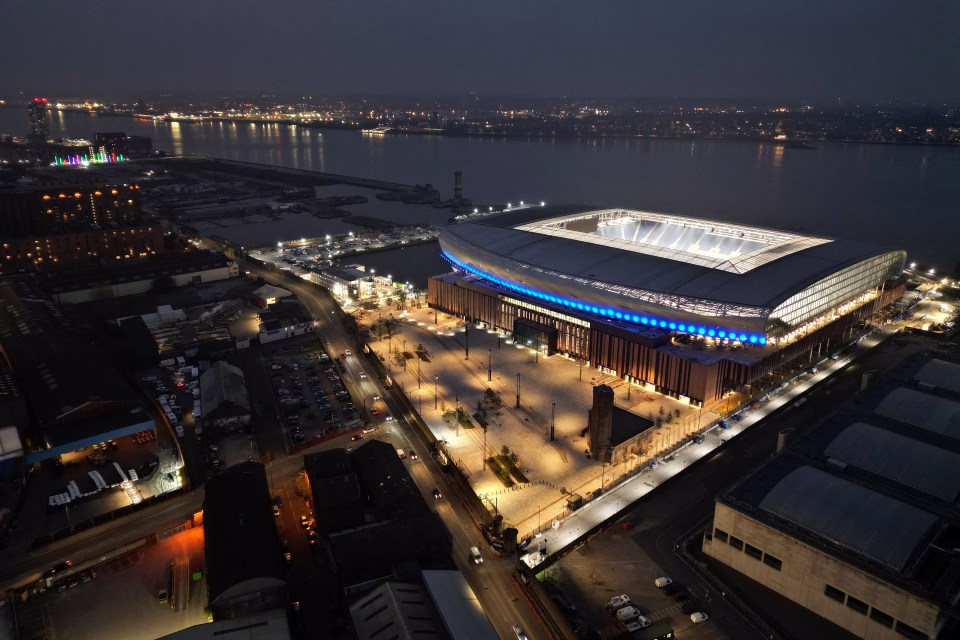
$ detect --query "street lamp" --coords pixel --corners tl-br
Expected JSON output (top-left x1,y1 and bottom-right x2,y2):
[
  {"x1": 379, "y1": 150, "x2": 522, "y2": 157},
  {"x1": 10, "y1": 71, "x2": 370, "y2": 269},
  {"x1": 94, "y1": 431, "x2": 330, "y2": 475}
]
[
  {"x1": 488, "y1": 349, "x2": 492, "y2": 382},
  {"x1": 550, "y1": 402, "x2": 556, "y2": 441},
  {"x1": 434, "y1": 376, "x2": 438, "y2": 410},
  {"x1": 516, "y1": 373, "x2": 521, "y2": 409}
]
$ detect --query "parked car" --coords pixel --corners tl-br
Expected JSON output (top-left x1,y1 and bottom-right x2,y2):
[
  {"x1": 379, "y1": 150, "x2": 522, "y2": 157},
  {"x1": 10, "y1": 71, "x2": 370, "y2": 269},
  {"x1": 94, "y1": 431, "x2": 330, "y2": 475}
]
[
  {"x1": 607, "y1": 594, "x2": 631, "y2": 611},
  {"x1": 690, "y1": 611, "x2": 709, "y2": 624},
  {"x1": 654, "y1": 576, "x2": 673, "y2": 588}
]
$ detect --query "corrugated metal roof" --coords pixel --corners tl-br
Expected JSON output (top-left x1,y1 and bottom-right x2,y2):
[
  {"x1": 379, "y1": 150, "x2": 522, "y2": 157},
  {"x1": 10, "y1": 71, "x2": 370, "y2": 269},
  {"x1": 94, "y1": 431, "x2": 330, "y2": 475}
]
[
  {"x1": 874, "y1": 387, "x2": 960, "y2": 439},
  {"x1": 759, "y1": 466, "x2": 938, "y2": 572},
  {"x1": 913, "y1": 360, "x2": 960, "y2": 396},
  {"x1": 200, "y1": 361, "x2": 250, "y2": 419},
  {"x1": 824, "y1": 422, "x2": 960, "y2": 502},
  {"x1": 421, "y1": 570, "x2": 499, "y2": 640}
]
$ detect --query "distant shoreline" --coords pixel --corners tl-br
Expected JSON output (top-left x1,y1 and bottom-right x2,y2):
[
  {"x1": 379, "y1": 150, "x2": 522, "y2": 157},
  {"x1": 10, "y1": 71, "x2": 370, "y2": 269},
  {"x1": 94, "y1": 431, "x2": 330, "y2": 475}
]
[{"x1": 2, "y1": 104, "x2": 959, "y2": 148}]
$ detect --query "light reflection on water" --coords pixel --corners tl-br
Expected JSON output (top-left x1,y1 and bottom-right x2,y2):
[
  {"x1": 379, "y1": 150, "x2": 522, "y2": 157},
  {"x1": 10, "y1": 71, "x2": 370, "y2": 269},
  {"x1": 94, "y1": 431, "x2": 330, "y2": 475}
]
[{"x1": 1, "y1": 106, "x2": 957, "y2": 268}]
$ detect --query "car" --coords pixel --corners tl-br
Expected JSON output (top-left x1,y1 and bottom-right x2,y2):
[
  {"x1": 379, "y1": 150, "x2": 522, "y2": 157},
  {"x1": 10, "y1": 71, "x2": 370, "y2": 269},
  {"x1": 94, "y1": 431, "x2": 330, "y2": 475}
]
[
  {"x1": 46, "y1": 560, "x2": 73, "y2": 576},
  {"x1": 372, "y1": 395, "x2": 381, "y2": 401},
  {"x1": 284, "y1": 551, "x2": 293, "y2": 564},
  {"x1": 607, "y1": 594, "x2": 631, "y2": 610},
  {"x1": 362, "y1": 425, "x2": 377, "y2": 433},
  {"x1": 306, "y1": 529, "x2": 318, "y2": 541},
  {"x1": 350, "y1": 434, "x2": 363, "y2": 442},
  {"x1": 344, "y1": 350, "x2": 352, "y2": 356},
  {"x1": 385, "y1": 415, "x2": 394, "y2": 421},
  {"x1": 309, "y1": 539, "x2": 320, "y2": 553},
  {"x1": 300, "y1": 515, "x2": 309, "y2": 528},
  {"x1": 432, "y1": 488, "x2": 442, "y2": 499},
  {"x1": 273, "y1": 505, "x2": 281, "y2": 517},
  {"x1": 370, "y1": 409, "x2": 379, "y2": 415},
  {"x1": 663, "y1": 583, "x2": 681, "y2": 597},
  {"x1": 615, "y1": 606, "x2": 645, "y2": 622},
  {"x1": 512, "y1": 625, "x2": 528, "y2": 640},
  {"x1": 693, "y1": 435, "x2": 704, "y2": 444},
  {"x1": 408, "y1": 450, "x2": 418, "y2": 460},
  {"x1": 654, "y1": 576, "x2": 673, "y2": 588},
  {"x1": 158, "y1": 589, "x2": 169, "y2": 604},
  {"x1": 690, "y1": 611, "x2": 709, "y2": 624},
  {"x1": 359, "y1": 372, "x2": 367, "y2": 379},
  {"x1": 625, "y1": 616, "x2": 652, "y2": 631},
  {"x1": 469, "y1": 546, "x2": 483, "y2": 564}
]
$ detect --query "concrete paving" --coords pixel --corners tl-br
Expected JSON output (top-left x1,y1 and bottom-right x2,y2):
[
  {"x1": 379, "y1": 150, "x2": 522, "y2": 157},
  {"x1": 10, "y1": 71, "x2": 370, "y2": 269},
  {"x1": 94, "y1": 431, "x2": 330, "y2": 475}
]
[{"x1": 361, "y1": 302, "x2": 721, "y2": 539}]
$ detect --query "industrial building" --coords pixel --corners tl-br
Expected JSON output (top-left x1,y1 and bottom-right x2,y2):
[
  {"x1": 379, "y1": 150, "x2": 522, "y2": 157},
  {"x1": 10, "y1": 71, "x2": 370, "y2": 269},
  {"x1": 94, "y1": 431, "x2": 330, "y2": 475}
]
[
  {"x1": 703, "y1": 355, "x2": 960, "y2": 640},
  {"x1": 432, "y1": 206, "x2": 905, "y2": 405},
  {"x1": 203, "y1": 462, "x2": 287, "y2": 621},
  {"x1": 43, "y1": 250, "x2": 238, "y2": 304},
  {"x1": 199, "y1": 361, "x2": 251, "y2": 432},
  {"x1": 0, "y1": 275, "x2": 154, "y2": 463},
  {"x1": 304, "y1": 441, "x2": 451, "y2": 592}
]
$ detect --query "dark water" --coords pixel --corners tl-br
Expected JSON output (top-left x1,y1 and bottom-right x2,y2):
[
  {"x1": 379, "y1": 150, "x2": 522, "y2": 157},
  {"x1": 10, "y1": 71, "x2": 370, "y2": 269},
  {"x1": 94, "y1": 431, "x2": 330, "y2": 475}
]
[{"x1": 2, "y1": 106, "x2": 958, "y2": 273}]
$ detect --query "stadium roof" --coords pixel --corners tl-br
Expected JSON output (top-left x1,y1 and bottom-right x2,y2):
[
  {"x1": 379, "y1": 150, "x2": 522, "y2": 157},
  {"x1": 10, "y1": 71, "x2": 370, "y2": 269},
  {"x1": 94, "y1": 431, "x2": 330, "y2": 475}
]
[
  {"x1": 758, "y1": 466, "x2": 939, "y2": 572},
  {"x1": 824, "y1": 422, "x2": 960, "y2": 503},
  {"x1": 913, "y1": 359, "x2": 960, "y2": 397},
  {"x1": 874, "y1": 387, "x2": 960, "y2": 440},
  {"x1": 440, "y1": 206, "x2": 903, "y2": 339}
]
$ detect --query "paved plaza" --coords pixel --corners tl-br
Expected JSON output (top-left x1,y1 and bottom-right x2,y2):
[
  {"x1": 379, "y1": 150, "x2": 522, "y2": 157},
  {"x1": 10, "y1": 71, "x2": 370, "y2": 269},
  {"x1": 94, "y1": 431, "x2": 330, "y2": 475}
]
[{"x1": 362, "y1": 301, "x2": 721, "y2": 538}]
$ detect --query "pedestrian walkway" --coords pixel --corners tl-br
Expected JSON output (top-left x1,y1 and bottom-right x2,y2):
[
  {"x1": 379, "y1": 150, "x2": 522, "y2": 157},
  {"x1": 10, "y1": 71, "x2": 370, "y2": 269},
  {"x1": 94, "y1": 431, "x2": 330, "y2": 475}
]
[
  {"x1": 366, "y1": 303, "x2": 719, "y2": 539},
  {"x1": 521, "y1": 330, "x2": 891, "y2": 570}
]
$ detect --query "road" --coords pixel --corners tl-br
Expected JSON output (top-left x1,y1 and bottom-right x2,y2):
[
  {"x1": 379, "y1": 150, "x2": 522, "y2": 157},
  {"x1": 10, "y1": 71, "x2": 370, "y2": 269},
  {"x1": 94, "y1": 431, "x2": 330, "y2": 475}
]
[{"x1": 243, "y1": 261, "x2": 555, "y2": 640}]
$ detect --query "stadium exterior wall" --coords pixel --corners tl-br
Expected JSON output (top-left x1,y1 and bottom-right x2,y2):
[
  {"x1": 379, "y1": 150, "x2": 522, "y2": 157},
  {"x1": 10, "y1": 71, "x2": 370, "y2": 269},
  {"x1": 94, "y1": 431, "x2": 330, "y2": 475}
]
[{"x1": 427, "y1": 275, "x2": 904, "y2": 405}]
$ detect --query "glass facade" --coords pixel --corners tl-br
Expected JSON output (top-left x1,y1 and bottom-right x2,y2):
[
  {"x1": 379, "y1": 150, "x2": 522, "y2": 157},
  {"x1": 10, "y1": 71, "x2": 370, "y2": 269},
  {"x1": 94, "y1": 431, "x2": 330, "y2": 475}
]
[{"x1": 767, "y1": 251, "x2": 905, "y2": 336}]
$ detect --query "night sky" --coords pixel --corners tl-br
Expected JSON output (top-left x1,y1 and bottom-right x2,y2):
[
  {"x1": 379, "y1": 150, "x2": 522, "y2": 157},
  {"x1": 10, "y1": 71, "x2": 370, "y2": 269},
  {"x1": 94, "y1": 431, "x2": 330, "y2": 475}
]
[{"x1": 5, "y1": 0, "x2": 960, "y2": 102}]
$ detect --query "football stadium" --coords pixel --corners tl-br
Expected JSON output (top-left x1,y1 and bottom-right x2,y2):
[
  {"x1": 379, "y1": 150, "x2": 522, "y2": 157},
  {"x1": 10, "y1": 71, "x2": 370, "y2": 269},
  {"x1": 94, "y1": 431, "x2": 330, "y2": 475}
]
[{"x1": 429, "y1": 206, "x2": 906, "y2": 405}]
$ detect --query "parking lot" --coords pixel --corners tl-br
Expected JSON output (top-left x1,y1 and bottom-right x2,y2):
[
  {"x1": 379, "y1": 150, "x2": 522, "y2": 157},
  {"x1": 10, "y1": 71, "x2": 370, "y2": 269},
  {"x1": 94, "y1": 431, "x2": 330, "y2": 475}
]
[{"x1": 267, "y1": 346, "x2": 365, "y2": 449}]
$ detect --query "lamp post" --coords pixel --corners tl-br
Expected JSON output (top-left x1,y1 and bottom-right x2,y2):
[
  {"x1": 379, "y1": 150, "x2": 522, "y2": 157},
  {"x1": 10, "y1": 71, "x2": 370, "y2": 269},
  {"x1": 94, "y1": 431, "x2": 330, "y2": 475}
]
[
  {"x1": 550, "y1": 402, "x2": 556, "y2": 441},
  {"x1": 465, "y1": 317, "x2": 469, "y2": 360},
  {"x1": 402, "y1": 339, "x2": 407, "y2": 370},
  {"x1": 488, "y1": 349, "x2": 492, "y2": 382},
  {"x1": 434, "y1": 376, "x2": 438, "y2": 410},
  {"x1": 537, "y1": 505, "x2": 541, "y2": 535},
  {"x1": 516, "y1": 373, "x2": 521, "y2": 409},
  {"x1": 579, "y1": 358, "x2": 583, "y2": 381},
  {"x1": 417, "y1": 357, "x2": 421, "y2": 389}
]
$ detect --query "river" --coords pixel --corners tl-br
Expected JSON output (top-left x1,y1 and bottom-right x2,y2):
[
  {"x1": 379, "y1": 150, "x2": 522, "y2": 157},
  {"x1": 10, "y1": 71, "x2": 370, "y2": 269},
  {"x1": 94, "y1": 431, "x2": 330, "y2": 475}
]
[{"x1": 2, "y1": 105, "x2": 957, "y2": 275}]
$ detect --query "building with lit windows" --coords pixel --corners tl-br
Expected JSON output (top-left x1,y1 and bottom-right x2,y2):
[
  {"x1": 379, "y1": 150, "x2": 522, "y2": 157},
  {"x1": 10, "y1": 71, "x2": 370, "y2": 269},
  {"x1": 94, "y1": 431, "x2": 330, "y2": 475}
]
[
  {"x1": 27, "y1": 98, "x2": 50, "y2": 142},
  {"x1": 430, "y1": 206, "x2": 905, "y2": 405},
  {"x1": 0, "y1": 174, "x2": 161, "y2": 273}
]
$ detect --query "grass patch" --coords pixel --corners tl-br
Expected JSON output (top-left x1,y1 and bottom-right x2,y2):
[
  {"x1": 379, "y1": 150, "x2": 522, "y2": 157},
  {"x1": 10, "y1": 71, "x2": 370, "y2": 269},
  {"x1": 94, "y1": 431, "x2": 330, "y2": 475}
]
[
  {"x1": 496, "y1": 454, "x2": 529, "y2": 483},
  {"x1": 486, "y1": 457, "x2": 514, "y2": 487}
]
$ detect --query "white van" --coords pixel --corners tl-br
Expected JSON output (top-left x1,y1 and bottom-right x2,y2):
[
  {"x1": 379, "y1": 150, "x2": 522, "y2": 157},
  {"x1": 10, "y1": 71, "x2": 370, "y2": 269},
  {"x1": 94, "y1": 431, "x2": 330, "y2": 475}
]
[
  {"x1": 654, "y1": 576, "x2": 673, "y2": 588},
  {"x1": 469, "y1": 546, "x2": 483, "y2": 564},
  {"x1": 396, "y1": 449, "x2": 407, "y2": 459}
]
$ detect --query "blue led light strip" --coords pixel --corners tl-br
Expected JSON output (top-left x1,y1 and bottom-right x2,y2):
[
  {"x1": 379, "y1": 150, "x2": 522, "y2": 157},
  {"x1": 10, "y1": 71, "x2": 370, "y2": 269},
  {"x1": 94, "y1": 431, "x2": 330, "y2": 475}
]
[{"x1": 441, "y1": 249, "x2": 767, "y2": 345}]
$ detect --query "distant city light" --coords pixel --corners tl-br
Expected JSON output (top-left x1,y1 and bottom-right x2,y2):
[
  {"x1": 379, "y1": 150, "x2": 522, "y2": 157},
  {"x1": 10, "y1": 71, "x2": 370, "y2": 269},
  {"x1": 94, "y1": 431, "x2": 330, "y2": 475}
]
[
  {"x1": 541, "y1": 201, "x2": 546, "y2": 207},
  {"x1": 53, "y1": 152, "x2": 125, "y2": 166}
]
